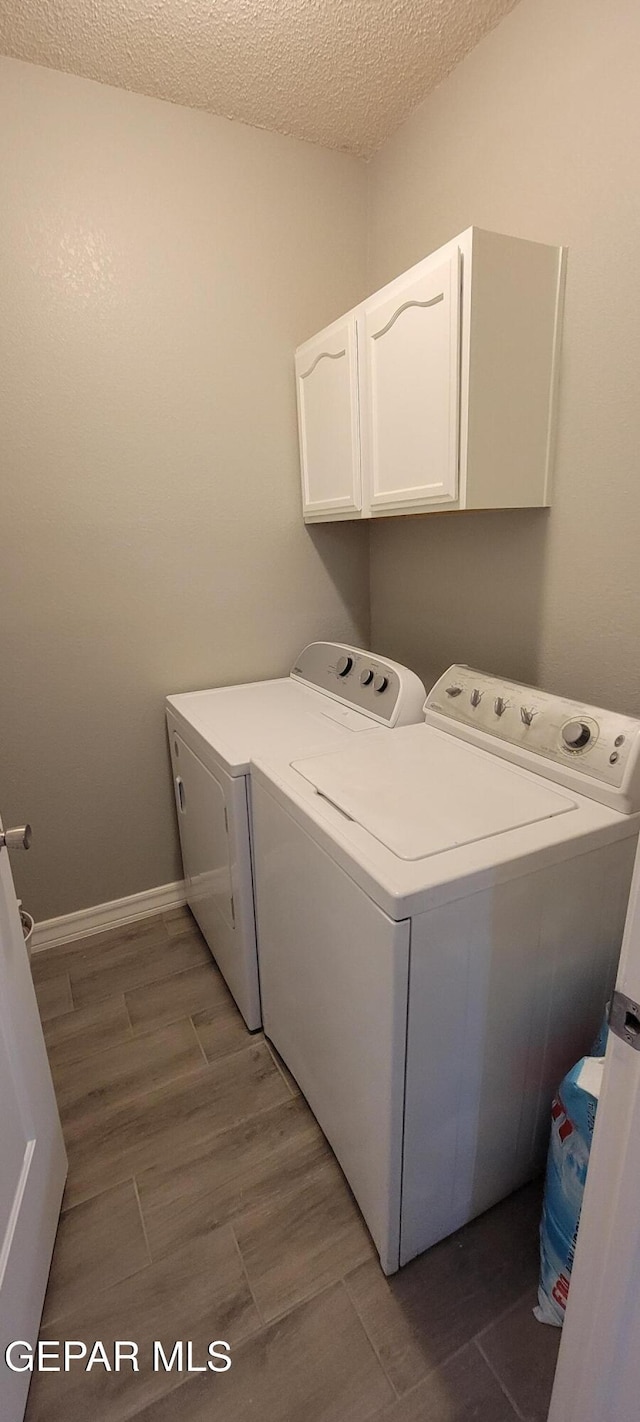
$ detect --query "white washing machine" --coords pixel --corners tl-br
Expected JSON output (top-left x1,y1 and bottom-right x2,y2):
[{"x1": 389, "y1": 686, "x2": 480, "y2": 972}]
[
  {"x1": 251, "y1": 665, "x2": 640, "y2": 1272},
  {"x1": 166, "y1": 643, "x2": 426, "y2": 1029}
]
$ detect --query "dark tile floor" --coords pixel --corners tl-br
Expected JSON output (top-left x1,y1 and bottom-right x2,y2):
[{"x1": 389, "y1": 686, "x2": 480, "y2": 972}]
[{"x1": 27, "y1": 909, "x2": 561, "y2": 1421}]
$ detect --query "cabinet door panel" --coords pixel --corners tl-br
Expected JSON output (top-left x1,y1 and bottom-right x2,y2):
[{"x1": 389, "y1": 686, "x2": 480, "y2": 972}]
[
  {"x1": 296, "y1": 317, "x2": 361, "y2": 519},
  {"x1": 362, "y1": 251, "x2": 461, "y2": 512}
]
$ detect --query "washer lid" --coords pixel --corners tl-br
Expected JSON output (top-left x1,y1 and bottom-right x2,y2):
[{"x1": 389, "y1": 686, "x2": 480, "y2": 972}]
[{"x1": 292, "y1": 724, "x2": 578, "y2": 861}]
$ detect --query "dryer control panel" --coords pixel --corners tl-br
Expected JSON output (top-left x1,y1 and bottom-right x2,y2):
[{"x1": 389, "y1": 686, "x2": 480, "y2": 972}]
[
  {"x1": 290, "y1": 643, "x2": 426, "y2": 727},
  {"x1": 426, "y1": 665, "x2": 640, "y2": 813}
]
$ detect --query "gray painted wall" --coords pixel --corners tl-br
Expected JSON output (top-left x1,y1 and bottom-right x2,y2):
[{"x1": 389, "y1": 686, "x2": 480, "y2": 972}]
[
  {"x1": 367, "y1": 0, "x2": 640, "y2": 714},
  {"x1": 0, "y1": 59, "x2": 369, "y2": 920}
]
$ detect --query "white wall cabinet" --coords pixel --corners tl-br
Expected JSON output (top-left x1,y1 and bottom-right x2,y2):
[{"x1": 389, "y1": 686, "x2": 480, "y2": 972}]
[
  {"x1": 361, "y1": 248, "x2": 461, "y2": 513},
  {"x1": 295, "y1": 314, "x2": 361, "y2": 519},
  {"x1": 295, "y1": 227, "x2": 566, "y2": 522}
]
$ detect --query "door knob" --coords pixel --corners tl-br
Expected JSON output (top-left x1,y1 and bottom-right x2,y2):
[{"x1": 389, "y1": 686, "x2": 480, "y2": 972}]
[{"x1": 0, "y1": 824, "x2": 32, "y2": 851}]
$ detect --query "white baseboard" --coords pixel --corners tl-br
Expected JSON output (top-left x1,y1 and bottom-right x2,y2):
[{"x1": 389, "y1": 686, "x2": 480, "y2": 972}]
[{"x1": 31, "y1": 880, "x2": 188, "y2": 953}]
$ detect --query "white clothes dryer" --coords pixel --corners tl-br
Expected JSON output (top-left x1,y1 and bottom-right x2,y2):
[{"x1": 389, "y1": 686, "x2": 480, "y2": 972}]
[
  {"x1": 166, "y1": 643, "x2": 425, "y2": 1029},
  {"x1": 251, "y1": 665, "x2": 640, "y2": 1271}
]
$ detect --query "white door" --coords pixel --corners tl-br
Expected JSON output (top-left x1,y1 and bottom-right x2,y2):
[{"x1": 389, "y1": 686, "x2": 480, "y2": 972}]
[
  {"x1": 360, "y1": 248, "x2": 461, "y2": 514},
  {"x1": 0, "y1": 820, "x2": 67, "y2": 1422},
  {"x1": 295, "y1": 314, "x2": 362, "y2": 520},
  {"x1": 548, "y1": 837, "x2": 640, "y2": 1422}
]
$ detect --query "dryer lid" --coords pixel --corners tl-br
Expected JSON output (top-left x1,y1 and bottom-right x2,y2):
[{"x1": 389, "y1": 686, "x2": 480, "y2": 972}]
[{"x1": 291, "y1": 724, "x2": 577, "y2": 861}]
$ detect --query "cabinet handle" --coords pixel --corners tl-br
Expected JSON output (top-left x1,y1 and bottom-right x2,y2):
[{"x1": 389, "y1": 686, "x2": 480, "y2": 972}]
[{"x1": 175, "y1": 777, "x2": 186, "y2": 814}]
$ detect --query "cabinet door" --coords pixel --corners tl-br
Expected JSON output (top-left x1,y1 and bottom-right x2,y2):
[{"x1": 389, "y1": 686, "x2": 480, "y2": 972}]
[
  {"x1": 295, "y1": 315, "x2": 362, "y2": 520},
  {"x1": 361, "y1": 250, "x2": 461, "y2": 513}
]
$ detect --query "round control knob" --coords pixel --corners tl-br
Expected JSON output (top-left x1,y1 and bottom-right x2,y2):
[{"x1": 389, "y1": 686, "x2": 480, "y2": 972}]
[
  {"x1": 336, "y1": 655, "x2": 353, "y2": 678},
  {"x1": 373, "y1": 673, "x2": 389, "y2": 695},
  {"x1": 446, "y1": 685, "x2": 463, "y2": 698},
  {"x1": 494, "y1": 696, "x2": 507, "y2": 717},
  {"x1": 562, "y1": 720, "x2": 592, "y2": 750},
  {"x1": 360, "y1": 669, "x2": 374, "y2": 687},
  {"x1": 470, "y1": 688, "x2": 482, "y2": 708}
]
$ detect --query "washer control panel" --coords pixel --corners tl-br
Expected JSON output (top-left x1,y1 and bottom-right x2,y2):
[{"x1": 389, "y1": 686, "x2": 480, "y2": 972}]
[
  {"x1": 290, "y1": 642, "x2": 425, "y2": 727},
  {"x1": 426, "y1": 665, "x2": 640, "y2": 810}
]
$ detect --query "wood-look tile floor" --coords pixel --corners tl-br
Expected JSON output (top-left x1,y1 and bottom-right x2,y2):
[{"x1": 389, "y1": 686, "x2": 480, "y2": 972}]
[{"x1": 27, "y1": 909, "x2": 560, "y2": 1421}]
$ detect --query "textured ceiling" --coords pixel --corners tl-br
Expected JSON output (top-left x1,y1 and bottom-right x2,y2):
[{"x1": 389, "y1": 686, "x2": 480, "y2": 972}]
[{"x1": 0, "y1": 0, "x2": 520, "y2": 156}]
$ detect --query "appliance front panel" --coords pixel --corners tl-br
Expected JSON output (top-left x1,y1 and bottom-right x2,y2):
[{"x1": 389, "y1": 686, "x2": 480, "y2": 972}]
[
  {"x1": 252, "y1": 777, "x2": 410, "y2": 1273},
  {"x1": 290, "y1": 642, "x2": 426, "y2": 726},
  {"x1": 426, "y1": 665, "x2": 640, "y2": 811},
  {"x1": 400, "y1": 834, "x2": 637, "y2": 1265},
  {"x1": 168, "y1": 718, "x2": 260, "y2": 1028},
  {"x1": 172, "y1": 733, "x2": 233, "y2": 931}
]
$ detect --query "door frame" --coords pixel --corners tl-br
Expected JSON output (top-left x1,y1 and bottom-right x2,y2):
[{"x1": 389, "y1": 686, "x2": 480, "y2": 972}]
[{"x1": 548, "y1": 837, "x2": 640, "y2": 1421}]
